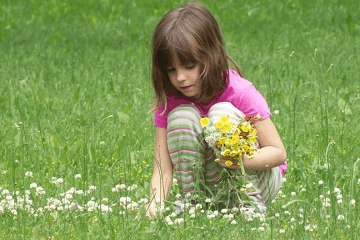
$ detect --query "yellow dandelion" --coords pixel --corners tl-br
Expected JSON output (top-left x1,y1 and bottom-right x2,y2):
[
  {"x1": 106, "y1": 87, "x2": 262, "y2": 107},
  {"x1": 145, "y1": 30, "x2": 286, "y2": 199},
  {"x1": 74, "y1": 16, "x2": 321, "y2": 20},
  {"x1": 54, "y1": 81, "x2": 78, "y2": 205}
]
[
  {"x1": 231, "y1": 136, "x2": 239, "y2": 144},
  {"x1": 230, "y1": 151, "x2": 237, "y2": 157},
  {"x1": 251, "y1": 129, "x2": 257, "y2": 136},
  {"x1": 222, "y1": 123, "x2": 231, "y2": 132},
  {"x1": 221, "y1": 149, "x2": 231, "y2": 156},
  {"x1": 220, "y1": 115, "x2": 229, "y2": 124},
  {"x1": 219, "y1": 137, "x2": 227, "y2": 144},
  {"x1": 249, "y1": 136, "x2": 256, "y2": 144},
  {"x1": 214, "y1": 158, "x2": 220, "y2": 163},
  {"x1": 243, "y1": 145, "x2": 250, "y2": 153},
  {"x1": 215, "y1": 121, "x2": 224, "y2": 129},
  {"x1": 200, "y1": 117, "x2": 210, "y2": 127},
  {"x1": 225, "y1": 160, "x2": 233, "y2": 167},
  {"x1": 233, "y1": 129, "x2": 240, "y2": 137}
]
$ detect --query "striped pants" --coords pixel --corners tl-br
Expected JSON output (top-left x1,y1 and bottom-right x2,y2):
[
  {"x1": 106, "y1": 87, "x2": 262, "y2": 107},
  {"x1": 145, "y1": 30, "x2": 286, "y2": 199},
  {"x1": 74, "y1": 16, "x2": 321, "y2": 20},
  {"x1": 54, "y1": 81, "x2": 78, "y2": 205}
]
[{"x1": 167, "y1": 102, "x2": 284, "y2": 205}]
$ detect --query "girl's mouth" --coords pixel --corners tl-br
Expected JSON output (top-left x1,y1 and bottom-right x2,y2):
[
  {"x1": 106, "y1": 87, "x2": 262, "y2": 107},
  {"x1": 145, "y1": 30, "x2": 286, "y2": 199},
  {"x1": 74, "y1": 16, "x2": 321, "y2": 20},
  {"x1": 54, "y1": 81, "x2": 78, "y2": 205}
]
[{"x1": 181, "y1": 85, "x2": 192, "y2": 90}]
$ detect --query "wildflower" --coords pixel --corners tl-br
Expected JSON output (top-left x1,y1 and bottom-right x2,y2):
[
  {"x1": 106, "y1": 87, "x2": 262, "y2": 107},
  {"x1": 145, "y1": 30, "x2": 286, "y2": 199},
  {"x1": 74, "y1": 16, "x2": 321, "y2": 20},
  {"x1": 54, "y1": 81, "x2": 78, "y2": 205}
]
[
  {"x1": 175, "y1": 194, "x2": 181, "y2": 199},
  {"x1": 337, "y1": 199, "x2": 343, "y2": 204},
  {"x1": 337, "y1": 215, "x2": 345, "y2": 220},
  {"x1": 221, "y1": 208, "x2": 228, "y2": 214},
  {"x1": 273, "y1": 110, "x2": 279, "y2": 115},
  {"x1": 231, "y1": 220, "x2": 237, "y2": 225},
  {"x1": 36, "y1": 187, "x2": 45, "y2": 196},
  {"x1": 291, "y1": 192, "x2": 296, "y2": 196},
  {"x1": 357, "y1": 178, "x2": 360, "y2": 185},
  {"x1": 318, "y1": 180, "x2": 324, "y2": 185},
  {"x1": 55, "y1": 178, "x2": 64, "y2": 185},
  {"x1": 350, "y1": 199, "x2": 355, "y2": 206},
  {"x1": 75, "y1": 174, "x2": 82, "y2": 180},
  {"x1": 119, "y1": 197, "x2": 131, "y2": 205},
  {"x1": 207, "y1": 214, "x2": 215, "y2": 219},
  {"x1": 200, "y1": 117, "x2": 210, "y2": 127},
  {"x1": 334, "y1": 187, "x2": 341, "y2": 194},
  {"x1": 258, "y1": 226, "x2": 265, "y2": 231},
  {"x1": 127, "y1": 184, "x2": 138, "y2": 191},
  {"x1": 279, "y1": 229, "x2": 285, "y2": 234},
  {"x1": 291, "y1": 218, "x2": 295, "y2": 222},
  {"x1": 275, "y1": 213, "x2": 280, "y2": 217},
  {"x1": 30, "y1": 183, "x2": 37, "y2": 189},
  {"x1": 174, "y1": 218, "x2": 184, "y2": 224},
  {"x1": 88, "y1": 185, "x2": 96, "y2": 191},
  {"x1": 224, "y1": 160, "x2": 233, "y2": 167},
  {"x1": 100, "y1": 141, "x2": 105, "y2": 146},
  {"x1": 25, "y1": 171, "x2": 33, "y2": 178},
  {"x1": 205, "y1": 198, "x2": 212, "y2": 203}
]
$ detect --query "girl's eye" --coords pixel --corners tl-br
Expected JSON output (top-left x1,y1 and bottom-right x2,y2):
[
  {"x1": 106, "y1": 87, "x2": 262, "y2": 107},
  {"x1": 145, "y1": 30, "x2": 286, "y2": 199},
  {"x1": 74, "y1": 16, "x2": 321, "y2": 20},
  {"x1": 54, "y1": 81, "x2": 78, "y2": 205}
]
[
  {"x1": 185, "y1": 65, "x2": 195, "y2": 70},
  {"x1": 167, "y1": 68, "x2": 175, "y2": 72}
]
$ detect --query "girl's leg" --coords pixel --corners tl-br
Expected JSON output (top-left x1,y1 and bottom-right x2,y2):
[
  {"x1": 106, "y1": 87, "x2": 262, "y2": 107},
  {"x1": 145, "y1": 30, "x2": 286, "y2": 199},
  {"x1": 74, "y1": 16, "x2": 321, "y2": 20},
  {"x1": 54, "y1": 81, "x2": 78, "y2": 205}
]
[
  {"x1": 208, "y1": 102, "x2": 283, "y2": 205},
  {"x1": 167, "y1": 104, "x2": 207, "y2": 194}
]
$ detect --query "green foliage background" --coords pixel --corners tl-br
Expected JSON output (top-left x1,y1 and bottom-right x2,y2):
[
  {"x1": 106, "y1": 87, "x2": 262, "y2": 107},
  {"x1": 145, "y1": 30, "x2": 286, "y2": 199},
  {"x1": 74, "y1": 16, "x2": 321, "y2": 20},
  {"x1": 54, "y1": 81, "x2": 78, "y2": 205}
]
[{"x1": 0, "y1": 0, "x2": 359, "y2": 239}]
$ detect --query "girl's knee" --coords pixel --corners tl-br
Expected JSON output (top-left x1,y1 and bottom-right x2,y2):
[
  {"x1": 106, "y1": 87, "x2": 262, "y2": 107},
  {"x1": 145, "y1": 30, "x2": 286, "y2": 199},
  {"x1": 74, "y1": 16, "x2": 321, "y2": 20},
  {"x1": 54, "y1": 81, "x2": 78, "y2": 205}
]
[
  {"x1": 167, "y1": 104, "x2": 202, "y2": 132},
  {"x1": 208, "y1": 102, "x2": 244, "y2": 123}
]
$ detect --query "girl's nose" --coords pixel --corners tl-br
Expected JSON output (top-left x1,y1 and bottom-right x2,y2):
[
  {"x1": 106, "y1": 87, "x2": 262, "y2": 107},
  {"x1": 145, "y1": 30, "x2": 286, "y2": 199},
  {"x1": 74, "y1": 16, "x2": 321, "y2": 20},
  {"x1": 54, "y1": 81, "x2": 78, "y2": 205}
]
[{"x1": 176, "y1": 69, "x2": 186, "y2": 82}]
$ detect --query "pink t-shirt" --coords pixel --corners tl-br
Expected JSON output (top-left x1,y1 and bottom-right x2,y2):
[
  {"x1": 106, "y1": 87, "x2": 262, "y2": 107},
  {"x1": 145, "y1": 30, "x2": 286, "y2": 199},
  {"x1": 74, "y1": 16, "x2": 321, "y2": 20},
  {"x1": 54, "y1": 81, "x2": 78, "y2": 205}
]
[{"x1": 154, "y1": 70, "x2": 271, "y2": 128}]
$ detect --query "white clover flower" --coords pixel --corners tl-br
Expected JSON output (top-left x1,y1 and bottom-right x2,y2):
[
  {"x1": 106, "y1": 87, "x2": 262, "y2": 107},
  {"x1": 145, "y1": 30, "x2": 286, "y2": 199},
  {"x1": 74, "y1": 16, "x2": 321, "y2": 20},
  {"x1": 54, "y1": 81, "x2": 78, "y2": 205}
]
[
  {"x1": 30, "y1": 183, "x2": 37, "y2": 189},
  {"x1": 88, "y1": 185, "x2": 96, "y2": 191},
  {"x1": 337, "y1": 199, "x2": 343, "y2": 204},
  {"x1": 334, "y1": 187, "x2": 341, "y2": 194},
  {"x1": 336, "y1": 194, "x2": 342, "y2": 199},
  {"x1": 207, "y1": 214, "x2": 215, "y2": 219},
  {"x1": 221, "y1": 208, "x2": 228, "y2": 214},
  {"x1": 213, "y1": 210, "x2": 219, "y2": 216},
  {"x1": 326, "y1": 215, "x2": 330, "y2": 219},
  {"x1": 350, "y1": 199, "x2": 356, "y2": 206},
  {"x1": 167, "y1": 220, "x2": 174, "y2": 225},
  {"x1": 205, "y1": 198, "x2": 212, "y2": 203},
  {"x1": 273, "y1": 110, "x2": 279, "y2": 115},
  {"x1": 279, "y1": 229, "x2": 285, "y2": 234},
  {"x1": 174, "y1": 218, "x2": 184, "y2": 224},
  {"x1": 282, "y1": 177, "x2": 287, "y2": 182},
  {"x1": 100, "y1": 141, "x2": 105, "y2": 146},
  {"x1": 119, "y1": 197, "x2": 131, "y2": 205},
  {"x1": 175, "y1": 194, "x2": 182, "y2": 199},
  {"x1": 119, "y1": 211, "x2": 125, "y2": 215},
  {"x1": 275, "y1": 213, "x2": 280, "y2": 217},
  {"x1": 300, "y1": 188, "x2": 306, "y2": 192},
  {"x1": 305, "y1": 225, "x2": 311, "y2": 231},
  {"x1": 195, "y1": 203, "x2": 202, "y2": 210},
  {"x1": 290, "y1": 217, "x2": 295, "y2": 222},
  {"x1": 231, "y1": 207, "x2": 239, "y2": 213},
  {"x1": 231, "y1": 220, "x2": 237, "y2": 225},
  {"x1": 222, "y1": 214, "x2": 229, "y2": 219},
  {"x1": 291, "y1": 192, "x2": 296, "y2": 196},
  {"x1": 99, "y1": 204, "x2": 113, "y2": 213},
  {"x1": 357, "y1": 178, "x2": 360, "y2": 185},
  {"x1": 172, "y1": 178, "x2": 178, "y2": 184},
  {"x1": 75, "y1": 190, "x2": 84, "y2": 195},
  {"x1": 115, "y1": 184, "x2": 126, "y2": 191},
  {"x1": 0, "y1": 206, "x2": 4, "y2": 215},
  {"x1": 25, "y1": 171, "x2": 33, "y2": 178},
  {"x1": 126, "y1": 202, "x2": 138, "y2": 211},
  {"x1": 228, "y1": 213, "x2": 234, "y2": 219},
  {"x1": 185, "y1": 193, "x2": 191, "y2": 198},
  {"x1": 36, "y1": 187, "x2": 45, "y2": 196},
  {"x1": 318, "y1": 180, "x2": 324, "y2": 185},
  {"x1": 323, "y1": 198, "x2": 331, "y2": 207},
  {"x1": 11, "y1": 209, "x2": 17, "y2": 216},
  {"x1": 299, "y1": 208, "x2": 304, "y2": 213},
  {"x1": 190, "y1": 213, "x2": 196, "y2": 218},
  {"x1": 102, "y1": 198, "x2": 109, "y2": 205},
  {"x1": 319, "y1": 195, "x2": 324, "y2": 199},
  {"x1": 55, "y1": 178, "x2": 64, "y2": 185},
  {"x1": 284, "y1": 211, "x2": 290, "y2": 215},
  {"x1": 75, "y1": 174, "x2": 81, "y2": 180},
  {"x1": 337, "y1": 215, "x2": 345, "y2": 220},
  {"x1": 138, "y1": 198, "x2": 149, "y2": 204},
  {"x1": 127, "y1": 184, "x2": 138, "y2": 191},
  {"x1": 258, "y1": 227, "x2": 265, "y2": 232}
]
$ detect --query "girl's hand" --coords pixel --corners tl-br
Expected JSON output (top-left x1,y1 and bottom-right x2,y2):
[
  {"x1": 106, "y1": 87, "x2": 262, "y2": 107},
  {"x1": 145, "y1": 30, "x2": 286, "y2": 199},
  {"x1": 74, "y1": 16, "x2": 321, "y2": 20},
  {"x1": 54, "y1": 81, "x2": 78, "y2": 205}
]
[{"x1": 146, "y1": 201, "x2": 157, "y2": 217}]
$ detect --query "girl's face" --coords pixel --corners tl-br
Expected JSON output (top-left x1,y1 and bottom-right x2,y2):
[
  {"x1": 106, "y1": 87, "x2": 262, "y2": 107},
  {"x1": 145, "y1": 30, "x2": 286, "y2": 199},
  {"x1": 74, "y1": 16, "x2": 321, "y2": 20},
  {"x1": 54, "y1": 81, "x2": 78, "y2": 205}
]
[{"x1": 166, "y1": 59, "x2": 202, "y2": 100}]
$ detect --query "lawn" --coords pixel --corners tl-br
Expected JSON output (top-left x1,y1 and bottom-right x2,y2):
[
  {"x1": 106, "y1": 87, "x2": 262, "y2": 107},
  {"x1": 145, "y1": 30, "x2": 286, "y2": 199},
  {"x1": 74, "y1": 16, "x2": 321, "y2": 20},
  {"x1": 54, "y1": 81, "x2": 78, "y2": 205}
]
[{"x1": 0, "y1": 0, "x2": 359, "y2": 239}]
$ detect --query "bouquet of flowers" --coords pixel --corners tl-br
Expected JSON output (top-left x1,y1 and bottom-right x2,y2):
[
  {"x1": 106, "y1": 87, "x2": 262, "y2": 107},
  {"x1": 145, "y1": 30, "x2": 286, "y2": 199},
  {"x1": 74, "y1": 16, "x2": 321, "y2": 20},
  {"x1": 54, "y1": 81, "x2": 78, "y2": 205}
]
[{"x1": 200, "y1": 114, "x2": 261, "y2": 207}]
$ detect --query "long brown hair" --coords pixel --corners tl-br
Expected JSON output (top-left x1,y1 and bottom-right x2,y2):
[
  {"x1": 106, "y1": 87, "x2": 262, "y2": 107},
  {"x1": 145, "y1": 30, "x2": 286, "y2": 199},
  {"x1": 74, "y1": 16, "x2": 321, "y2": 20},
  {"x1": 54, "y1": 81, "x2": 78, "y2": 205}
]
[{"x1": 152, "y1": 2, "x2": 242, "y2": 111}]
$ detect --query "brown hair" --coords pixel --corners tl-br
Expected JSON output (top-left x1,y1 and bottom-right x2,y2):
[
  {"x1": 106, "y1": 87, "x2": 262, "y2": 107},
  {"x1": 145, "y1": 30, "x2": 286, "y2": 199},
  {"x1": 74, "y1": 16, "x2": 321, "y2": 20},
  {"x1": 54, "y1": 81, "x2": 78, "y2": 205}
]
[{"x1": 151, "y1": 2, "x2": 242, "y2": 111}]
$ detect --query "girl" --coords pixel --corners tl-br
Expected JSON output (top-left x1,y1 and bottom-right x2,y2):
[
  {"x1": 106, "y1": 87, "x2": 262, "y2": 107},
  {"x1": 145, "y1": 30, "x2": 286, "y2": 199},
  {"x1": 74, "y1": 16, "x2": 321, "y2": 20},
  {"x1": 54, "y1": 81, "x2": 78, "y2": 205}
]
[{"x1": 147, "y1": 2, "x2": 287, "y2": 217}]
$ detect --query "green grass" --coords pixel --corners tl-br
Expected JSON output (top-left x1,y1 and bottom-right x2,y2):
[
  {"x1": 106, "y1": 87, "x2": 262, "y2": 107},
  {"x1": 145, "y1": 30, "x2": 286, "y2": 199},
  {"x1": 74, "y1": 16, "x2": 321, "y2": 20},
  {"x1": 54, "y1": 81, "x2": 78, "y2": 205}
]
[{"x1": 0, "y1": 0, "x2": 359, "y2": 239}]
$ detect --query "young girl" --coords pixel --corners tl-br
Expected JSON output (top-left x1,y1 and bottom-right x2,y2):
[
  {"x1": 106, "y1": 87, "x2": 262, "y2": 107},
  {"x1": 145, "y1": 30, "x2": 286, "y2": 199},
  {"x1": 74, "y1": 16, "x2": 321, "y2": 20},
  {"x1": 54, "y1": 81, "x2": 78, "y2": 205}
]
[{"x1": 147, "y1": 2, "x2": 287, "y2": 217}]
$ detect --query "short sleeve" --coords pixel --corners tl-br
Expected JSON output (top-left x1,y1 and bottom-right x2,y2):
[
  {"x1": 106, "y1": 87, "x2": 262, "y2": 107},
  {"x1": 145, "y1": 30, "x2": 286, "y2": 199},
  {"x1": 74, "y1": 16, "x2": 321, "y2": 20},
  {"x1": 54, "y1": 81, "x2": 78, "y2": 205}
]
[
  {"x1": 236, "y1": 85, "x2": 271, "y2": 120},
  {"x1": 154, "y1": 107, "x2": 168, "y2": 128}
]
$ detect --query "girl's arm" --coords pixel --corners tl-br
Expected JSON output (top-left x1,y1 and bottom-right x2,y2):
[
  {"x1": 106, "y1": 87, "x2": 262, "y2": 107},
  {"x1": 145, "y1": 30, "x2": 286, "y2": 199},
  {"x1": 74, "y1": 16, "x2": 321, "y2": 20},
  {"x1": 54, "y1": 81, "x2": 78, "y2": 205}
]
[
  {"x1": 242, "y1": 117, "x2": 286, "y2": 170},
  {"x1": 147, "y1": 127, "x2": 173, "y2": 217}
]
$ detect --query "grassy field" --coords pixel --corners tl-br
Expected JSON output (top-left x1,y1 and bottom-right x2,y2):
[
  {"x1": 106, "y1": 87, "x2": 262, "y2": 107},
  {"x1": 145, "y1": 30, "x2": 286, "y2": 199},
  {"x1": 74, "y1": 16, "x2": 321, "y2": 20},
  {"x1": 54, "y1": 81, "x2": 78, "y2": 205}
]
[{"x1": 1, "y1": 0, "x2": 359, "y2": 239}]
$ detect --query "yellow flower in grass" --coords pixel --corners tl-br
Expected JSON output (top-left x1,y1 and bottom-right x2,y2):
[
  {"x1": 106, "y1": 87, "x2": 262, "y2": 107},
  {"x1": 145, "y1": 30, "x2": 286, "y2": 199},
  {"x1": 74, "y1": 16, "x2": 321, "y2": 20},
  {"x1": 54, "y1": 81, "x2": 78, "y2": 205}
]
[
  {"x1": 215, "y1": 121, "x2": 224, "y2": 129},
  {"x1": 224, "y1": 160, "x2": 233, "y2": 167},
  {"x1": 214, "y1": 158, "x2": 220, "y2": 163},
  {"x1": 220, "y1": 115, "x2": 229, "y2": 124},
  {"x1": 200, "y1": 117, "x2": 210, "y2": 127}
]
